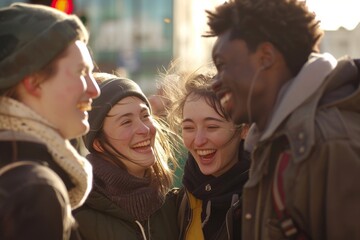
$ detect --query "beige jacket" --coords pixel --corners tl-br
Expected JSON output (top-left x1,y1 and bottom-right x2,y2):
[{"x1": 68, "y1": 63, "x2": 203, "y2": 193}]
[{"x1": 242, "y1": 54, "x2": 360, "y2": 240}]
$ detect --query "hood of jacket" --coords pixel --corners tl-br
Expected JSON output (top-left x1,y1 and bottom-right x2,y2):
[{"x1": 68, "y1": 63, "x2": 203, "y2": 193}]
[
  {"x1": 246, "y1": 54, "x2": 360, "y2": 149},
  {"x1": 261, "y1": 52, "x2": 338, "y2": 141},
  {"x1": 84, "y1": 185, "x2": 137, "y2": 223},
  {"x1": 245, "y1": 54, "x2": 360, "y2": 185}
]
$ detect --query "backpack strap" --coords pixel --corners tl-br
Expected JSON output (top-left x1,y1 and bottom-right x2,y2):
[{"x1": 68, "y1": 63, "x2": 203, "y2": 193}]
[
  {"x1": 177, "y1": 188, "x2": 187, "y2": 239},
  {"x1": 0, "y1": 161, "x2": 38, "y2": 176},
  {"x1": 272, "y1": 151, "x2": 308, "y2": 240}
]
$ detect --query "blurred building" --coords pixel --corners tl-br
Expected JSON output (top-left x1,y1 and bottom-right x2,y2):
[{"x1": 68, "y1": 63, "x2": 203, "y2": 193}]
[
  {"x1": 76, "y1": 0, "x2": 174, "y2": 93},
  {"x1": 1, "y1": 0, "x2": 222, "y2": 94},
  {"x1": 76, "y1": 0, "x2": 222, "y2": 93},
  {"x1": 321, "y1": 24, "x2": 360, "y2": 59}
]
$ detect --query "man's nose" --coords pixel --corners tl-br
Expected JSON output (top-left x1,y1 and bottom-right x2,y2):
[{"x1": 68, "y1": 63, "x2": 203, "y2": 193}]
[{"x1": 211, "y1": 74, "x2": 221, "y2": 92}]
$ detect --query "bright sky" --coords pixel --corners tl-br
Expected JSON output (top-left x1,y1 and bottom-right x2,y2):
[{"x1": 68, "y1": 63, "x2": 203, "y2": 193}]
[
  {"x1": 306, "y1": 0, "x2": 360, "y2": 30},
  {"x1": 209, "y1": 0, "x2": 360, "y2": 31}
]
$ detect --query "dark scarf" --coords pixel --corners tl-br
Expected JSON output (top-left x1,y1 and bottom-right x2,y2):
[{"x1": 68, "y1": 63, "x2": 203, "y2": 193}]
[
  {"x1": 87, "y1": 153, "x2": 165, "y2": 221},
  {"x1": 182, "y1": 142, "x2": 250, "y2": 238},
  {"x1": 183, "y1": 143, "x2": 250, "y2": 204}
]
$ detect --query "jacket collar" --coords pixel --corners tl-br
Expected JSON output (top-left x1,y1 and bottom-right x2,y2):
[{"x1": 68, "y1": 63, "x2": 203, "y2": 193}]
[
  {"x1": 244, "y1": 53, "x2": 337, "y2": 154},
  {"x1": 285, "y1": 56, "x2": 360, "y2": 163},
  {"x1": 245, "y1": 53, "x2": 337, "y2": 185},
  {"x1": 246, "y1": 56, "x2": 360, "y2": 186},
  {"x1": 260, "y1": 53, "x2": 337, "y2": 141}
]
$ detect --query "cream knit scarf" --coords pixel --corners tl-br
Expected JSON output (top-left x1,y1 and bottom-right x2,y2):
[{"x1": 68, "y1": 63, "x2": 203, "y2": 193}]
[{"x1": 0, "y1": 97, "x2": 92, "y2": 209}]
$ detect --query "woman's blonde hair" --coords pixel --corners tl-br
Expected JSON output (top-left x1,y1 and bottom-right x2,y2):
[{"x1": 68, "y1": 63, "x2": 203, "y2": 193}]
[{"x1": 158, "y1": 61, "x2": 245, "y2": 136}]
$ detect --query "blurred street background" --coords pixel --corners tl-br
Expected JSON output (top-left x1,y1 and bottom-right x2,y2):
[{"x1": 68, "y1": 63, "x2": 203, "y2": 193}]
[{"x1": 1, "y1": 0, "x2": 360, "y2": 94}]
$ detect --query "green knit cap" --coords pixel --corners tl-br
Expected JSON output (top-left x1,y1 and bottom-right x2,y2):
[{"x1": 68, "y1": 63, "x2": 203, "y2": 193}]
[
  {"x1": 83, "y1": 76, "x2": 152, "y2": 153},
  {"x1": 0, "y1": 3, "x2": 89, "y2": 90}
]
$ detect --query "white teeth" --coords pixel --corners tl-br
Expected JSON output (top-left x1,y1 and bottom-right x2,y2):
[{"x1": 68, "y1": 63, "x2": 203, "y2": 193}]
[
  {"x1": 220, "y1": 92, "x2": 232, "y2": 106},
  {"x1": 133, "y1": 140, "x2": 151, "y2": 148},
  {"x1": 77, "y1": 103, "x2": 92, "y2": 111},
  {"x1": 197, "y1": 149, "x2": 216, "y2": 156}
]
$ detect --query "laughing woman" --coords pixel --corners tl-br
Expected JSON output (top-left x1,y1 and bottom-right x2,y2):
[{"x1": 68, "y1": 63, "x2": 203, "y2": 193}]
[
  {"x1": 161, "y1": 65, "x2": 250, "y2": 240},
  {"x1": 74, "y1": 72, "x2": 180, "y2": 240}
]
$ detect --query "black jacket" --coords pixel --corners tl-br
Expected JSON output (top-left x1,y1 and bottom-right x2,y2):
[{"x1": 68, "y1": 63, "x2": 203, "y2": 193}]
[
  {"x1": 177, "y1": 144, "x2": 250, "y2": 240},
  {"x1": 0, "y1": 139, "x2": 81, "y2": 240}
]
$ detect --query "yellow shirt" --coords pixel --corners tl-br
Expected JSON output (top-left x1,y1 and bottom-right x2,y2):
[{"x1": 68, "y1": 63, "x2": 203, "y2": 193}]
[{"x1": 185, "y1": 191, "x2": 204, "y2": 240}]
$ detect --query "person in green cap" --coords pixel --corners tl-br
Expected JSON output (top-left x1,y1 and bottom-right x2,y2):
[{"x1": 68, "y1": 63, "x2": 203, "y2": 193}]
[
  {"x1": 0, "y1": 3, "x2": 100, "y2": 240},
  {"x1": 74, "y1": 72, "x2": 180, "y2": 240}
]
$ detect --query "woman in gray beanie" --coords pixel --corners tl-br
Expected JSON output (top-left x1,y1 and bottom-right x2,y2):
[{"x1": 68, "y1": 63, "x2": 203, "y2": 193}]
[
  {"x1": 0, "y1": 3, "x2": 100, "y2": 240},
  {"x1": 74, "y1": 72, "x2": 180, "y2": 240}
]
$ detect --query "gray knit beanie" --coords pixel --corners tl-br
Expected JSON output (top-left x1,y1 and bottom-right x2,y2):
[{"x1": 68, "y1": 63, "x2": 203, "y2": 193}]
[
  {"x1": 84, "y1": 75, "x2": 151, "y2": 153},
  {"x1": 0, "y1": 3, "x2": 89, "y2": 90}
]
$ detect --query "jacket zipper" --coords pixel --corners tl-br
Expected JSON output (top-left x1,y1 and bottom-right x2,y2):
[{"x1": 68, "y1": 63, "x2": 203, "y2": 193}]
[{"x1": 182, "y1": 190, "x2": 193, "y2": 239}]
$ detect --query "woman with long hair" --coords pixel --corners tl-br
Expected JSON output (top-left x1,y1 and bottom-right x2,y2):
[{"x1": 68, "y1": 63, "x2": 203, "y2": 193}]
[
  {"x1": 162, "y1": 64, "x2": 250, "y2": 239},
  {"x1": 74, "y1": 72, "x2": 180, "y2": 240}
]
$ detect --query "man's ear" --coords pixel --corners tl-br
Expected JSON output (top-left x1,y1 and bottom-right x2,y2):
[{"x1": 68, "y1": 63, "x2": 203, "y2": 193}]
[
  {"x1": 22, "y1": 75, "x2": 41, "y2": 97},
  {"x1": 93, "y1": 138, "x2": 104, "y2": 153},
  {"x1": 257, "y1": 42, "x2": 277, "y2": 70}
]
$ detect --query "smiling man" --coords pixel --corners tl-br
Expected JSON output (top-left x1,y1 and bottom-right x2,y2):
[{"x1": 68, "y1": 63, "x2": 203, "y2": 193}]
[
  {"x1": 0, "y1": 3, "x2": 100, "y2": 240},
  {"x1": 207, "y1": 0, "x2": 360, "y2": 239}
]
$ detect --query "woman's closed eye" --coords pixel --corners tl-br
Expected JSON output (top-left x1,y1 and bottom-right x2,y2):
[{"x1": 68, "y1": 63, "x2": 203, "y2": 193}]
[
  {"x1": 120, "y1": 119, "x2": 132, "y2": 126},
  {"x1": 182, "y1": 125, "x2": 195, "y2": 131},
  {"x1": 208, "y1": 125, "x2": 220, "y2": 129}
]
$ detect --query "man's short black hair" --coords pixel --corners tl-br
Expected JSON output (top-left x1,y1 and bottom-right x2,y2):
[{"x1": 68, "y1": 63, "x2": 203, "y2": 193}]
[{"x1": 205, "y1": 0, "x2": 323, "y2": 76}]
